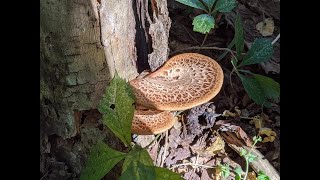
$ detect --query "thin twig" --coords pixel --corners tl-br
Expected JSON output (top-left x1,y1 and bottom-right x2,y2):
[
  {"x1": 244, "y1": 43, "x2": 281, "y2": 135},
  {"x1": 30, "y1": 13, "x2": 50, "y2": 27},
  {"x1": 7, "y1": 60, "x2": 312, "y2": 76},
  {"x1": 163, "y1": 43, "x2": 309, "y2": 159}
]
[
  {"x1": 272, "y1": 33, "x2": 280, "y2": 45},
  {"x1": 40, "y1": 170, "x2": 50, "y2": 180},
  {"x1": 145, "y1": 134, "x2": 161, "y2": 149},
  {"x1": 160, "y1": 130, "x2": 169, "y2": 167},
  {"x1": 171, "y1": 162, "x2": 217, "y2": 169}
]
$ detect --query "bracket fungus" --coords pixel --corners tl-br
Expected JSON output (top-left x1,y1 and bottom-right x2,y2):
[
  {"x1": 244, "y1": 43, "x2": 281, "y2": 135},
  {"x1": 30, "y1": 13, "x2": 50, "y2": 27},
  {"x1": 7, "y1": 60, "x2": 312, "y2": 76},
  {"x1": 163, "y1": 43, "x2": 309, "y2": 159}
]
[{"x1": 130, "y1": 53, "x2": 224, "y2": 135}]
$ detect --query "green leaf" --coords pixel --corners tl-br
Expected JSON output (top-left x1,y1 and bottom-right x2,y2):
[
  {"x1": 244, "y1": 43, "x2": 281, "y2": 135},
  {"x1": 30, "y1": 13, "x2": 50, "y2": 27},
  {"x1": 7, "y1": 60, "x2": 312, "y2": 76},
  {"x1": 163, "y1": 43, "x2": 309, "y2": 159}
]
[
  {"x1": 238, "y1": 38, "x2": 273, "y2": 67},
  {"x1": 239, "y1": 73, "x2": 279, "y2": 107},
  {"x1": 120, "y1": 145, "x2": 156, "y2": 180},
  {"x1": 80, "y1": 141, "x2": 127, "y2": 180},
  {"x1": 253, "y1": 135, "x2": 263, "y2": 143},
  {"x1": 235, "y1": 14, "x2": 244, "y2": 60},
  {"x1": 253, "y1": 74, "x2": 280, "y2": 101},
  {"x1": 239, "y1": 148, "x2": 247, "y2": 156},
  {"x1": 215, "y1": 0, "x2": 237, "y2": 12},
  {"x1": 155, "y1": 167, "x2": 184, "y2": 180},
  {"x1": 239, "y1": 74, "x2": 270, "y2": 107},
  {"x1": 257, "y1": 171, "x2": 270, "y2": 180},
  {"x1": 234, "y1": 167, "x2": 243, "y2": 180},
  {"x1": 192, "y1": 14, "x2": 215, "y2": 34},
  {"x1": 98, "y1": 73, "x2": 135, "y2": 147},
  {"x1": 246, "y1": 153, "x2": 257, "y2": 163},
  {"x1": 220, "y1": 164, "x2": 230, "y2": 179},
  {"x1": 175, "y1": 0, "x2": 208, "y2": 11},
  {"x1": 203, "y1": 0, "x2": 216, "y2": 10}
]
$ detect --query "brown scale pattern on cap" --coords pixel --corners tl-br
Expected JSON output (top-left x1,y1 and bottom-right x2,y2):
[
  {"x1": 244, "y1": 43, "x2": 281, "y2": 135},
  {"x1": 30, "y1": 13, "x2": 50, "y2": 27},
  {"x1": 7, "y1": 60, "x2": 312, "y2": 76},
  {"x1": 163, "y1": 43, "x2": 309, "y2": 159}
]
[
  {"x1": 131, "y1": 105, "x2": 175, "y2": 135},
  {"x1": 129, "y1": 53, "x2": 224, "y2": 111}
]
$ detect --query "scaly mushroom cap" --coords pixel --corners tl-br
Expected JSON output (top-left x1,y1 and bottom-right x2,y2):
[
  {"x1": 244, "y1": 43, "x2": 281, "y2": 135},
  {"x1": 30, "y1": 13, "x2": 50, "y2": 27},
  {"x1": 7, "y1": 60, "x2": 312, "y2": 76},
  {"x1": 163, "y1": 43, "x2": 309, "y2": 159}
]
[
  {"x1": 131, "y1": 105, "x2": 175, "y2": 135},
  {"x1": 129, "y1": 53, "x2": 224, "y2": 111}
]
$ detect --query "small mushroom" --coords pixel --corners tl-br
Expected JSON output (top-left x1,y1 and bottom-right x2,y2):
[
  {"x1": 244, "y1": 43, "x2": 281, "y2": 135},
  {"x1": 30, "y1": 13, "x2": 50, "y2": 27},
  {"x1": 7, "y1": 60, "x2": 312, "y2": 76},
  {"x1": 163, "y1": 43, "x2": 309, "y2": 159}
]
[
  {"x1": 130, "y1": 53, "x2": 224, "y2": 135},
  {"x1": 131, "y1": 105, "x2": 175, "y2": 135}
]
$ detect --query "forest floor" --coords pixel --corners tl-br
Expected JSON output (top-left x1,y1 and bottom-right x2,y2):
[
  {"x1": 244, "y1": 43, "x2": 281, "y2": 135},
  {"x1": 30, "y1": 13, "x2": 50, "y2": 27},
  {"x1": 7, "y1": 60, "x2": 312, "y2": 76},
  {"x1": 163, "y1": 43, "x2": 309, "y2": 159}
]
[
  {"x1": 133, "y1": 0, "x2": 280, "y2": 179},
  {"x1": 40, "y1": 0, "x2": 280, "y2": 179}
]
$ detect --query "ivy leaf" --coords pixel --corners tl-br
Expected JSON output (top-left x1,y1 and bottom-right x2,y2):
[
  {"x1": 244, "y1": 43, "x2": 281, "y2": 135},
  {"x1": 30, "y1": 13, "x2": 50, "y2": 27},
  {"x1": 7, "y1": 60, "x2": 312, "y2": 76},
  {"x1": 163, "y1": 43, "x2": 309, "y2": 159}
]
[
  {"x1": 235, "y1": 14, "x2": 244, "y2": 60},
  {"x1": 238, "y1": 38, "x2": 273, "y2": 67},
  {"x1": 192, "y1": 14, "x2": 215, "y2": 34},
  {"x1": 120, "y1": 145, "x2": 156, "y2": 180},
  {"x1": 175, "y1": 0, "x2": 208, "y2": 11},
  {"x1": 80, "y1": 141, "x2": 127, "y2": 180},
  {"x1": 98, "y1": 72, "x2": 135, "y2": 147},
  {"x1": 215, "y1": 0, "x2": 237, "y2": 13},
  {"x1": 203, "y1": 0, "x2": 216, "y2": 10},
  {"x1": 155, "y1": 167, "x2": 184, "y2": 180}
]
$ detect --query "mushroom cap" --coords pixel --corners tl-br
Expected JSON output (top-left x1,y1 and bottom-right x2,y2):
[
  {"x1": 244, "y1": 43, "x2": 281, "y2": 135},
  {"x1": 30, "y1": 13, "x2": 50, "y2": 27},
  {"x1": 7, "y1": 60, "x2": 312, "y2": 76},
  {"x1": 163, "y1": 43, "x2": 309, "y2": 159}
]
[
  {"x1": 131, "y1": 105, "x2": 175, "y2": 135},
  {"x1": 129, "y1": 53, "x2": 224, "y2": 111}
]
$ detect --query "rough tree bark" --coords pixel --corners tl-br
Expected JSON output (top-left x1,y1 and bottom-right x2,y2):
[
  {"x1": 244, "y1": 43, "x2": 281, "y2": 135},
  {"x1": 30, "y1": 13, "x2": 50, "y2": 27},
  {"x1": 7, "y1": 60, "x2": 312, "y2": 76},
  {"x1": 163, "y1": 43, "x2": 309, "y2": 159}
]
[{"x1": 40, "y1": 0, "x2": 170, "y2": 179}]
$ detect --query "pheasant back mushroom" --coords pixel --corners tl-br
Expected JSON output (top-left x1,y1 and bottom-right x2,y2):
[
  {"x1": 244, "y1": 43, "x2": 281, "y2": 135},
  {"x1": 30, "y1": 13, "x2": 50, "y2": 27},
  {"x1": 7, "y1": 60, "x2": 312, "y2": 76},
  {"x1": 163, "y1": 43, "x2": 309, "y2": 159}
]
[{"x1": 130, "y1": 53, "x2": 224, "y2": 134}]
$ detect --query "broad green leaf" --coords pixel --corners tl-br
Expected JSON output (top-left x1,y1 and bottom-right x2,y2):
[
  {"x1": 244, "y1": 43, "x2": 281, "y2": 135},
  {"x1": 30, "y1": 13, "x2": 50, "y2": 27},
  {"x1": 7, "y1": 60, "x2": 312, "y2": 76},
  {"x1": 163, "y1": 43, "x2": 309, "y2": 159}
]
[
  {"x1": 155, "y1": 167, "x2": 184, "y2": 180},
  {"x1": 80, "y1": 141, "x2": 127, "y2": 180},
  {"x1": 175, "y1": 0, "x2": 207, "y2": 11},
  {"x1": 238, "y1": 38, "x2": 273, "y2": 67},
  {"x1": 215, "y1": 0, "x2": 237, "y2": 13},
  {"x1": 234, "y1": 167, "x2": 243, "y2": 180},
  {"x1": 239, "y1": 74, "x2": 271, "y2": 107},
  {"x1": 192, "y1": 14, "x2": 215, "y2": 34},
  {"x1": 203, "y1": 0, "x2": 216, "y2": 10},
  {"x1": 257, "y1": 171, "x2": 270, "y2": 180},
  {"x1": 98, "y1": 73, "x2": 135, "y2": 147},
  {"x1": 253, "y1": 74, "x2": 280, "y2": 101},
  {"x1": 120, "y1": 145, "x2": 156, "y2": 180},
  {"x1": 235, "y1": 14, "x2": 244, "y2": 60}
]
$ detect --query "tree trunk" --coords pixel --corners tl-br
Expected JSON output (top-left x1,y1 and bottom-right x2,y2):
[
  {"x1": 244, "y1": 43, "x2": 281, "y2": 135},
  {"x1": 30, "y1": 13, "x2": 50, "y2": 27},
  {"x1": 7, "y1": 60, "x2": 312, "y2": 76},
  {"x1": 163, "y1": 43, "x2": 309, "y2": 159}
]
[{"x1": 40, "y1": 0, "x2": 170, "y2": 179}]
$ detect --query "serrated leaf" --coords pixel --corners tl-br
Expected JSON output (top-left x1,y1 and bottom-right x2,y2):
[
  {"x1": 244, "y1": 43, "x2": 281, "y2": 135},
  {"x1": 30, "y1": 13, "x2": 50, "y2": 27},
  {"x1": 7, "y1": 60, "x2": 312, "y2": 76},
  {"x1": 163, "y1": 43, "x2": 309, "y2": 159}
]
[
  {"x1": 203, "y1": 0, "x2": 216, "y2": 10},
  {"x1": 175, "y1": 0, "x2": 207, "y2": 11},
  {"x1": 235, "y1": 14, "x2": 244, "y2": 59},
  {"x1": 253, "y1": 74, "x2": 280, "y2": 101},
  {"x1": 155, "y1": 167, "x2": 184, "y2": 180},
  {"x1": 215, "y1": 0, "x2": 237, "y2": 13},
  {"x1": 120, "y1": 145, "x2": 156, "y2": 180},
  {"x1": 239, "y1": 38, "x2": 273, "y2": 67},
  {"x1": 257, "y1": 171, "x2": 270, "y2": 180},
  {"x1": 98, "y1": 73, "x2": 135, "y2": 146},
  {"x1": 80, "y1": 141, "x2": 127, "y2": 180},
  {"x1": 239, "y1": 74, "x2": 271, "y2": 107},
  {"x1": 192, "y1": 14, "x2": 215, "y2": 34}
]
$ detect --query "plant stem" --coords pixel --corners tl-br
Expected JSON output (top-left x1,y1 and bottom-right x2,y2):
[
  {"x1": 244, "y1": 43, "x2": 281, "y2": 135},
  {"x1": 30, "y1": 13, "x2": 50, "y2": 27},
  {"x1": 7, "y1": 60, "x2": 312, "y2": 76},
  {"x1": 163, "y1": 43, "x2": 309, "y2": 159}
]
[
  {"x1": 198, "y1": 33, "x2": 209, "y2": 52},
  {"x1": 243, "y1": 158, "x2": 249, "y2": 180}
]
